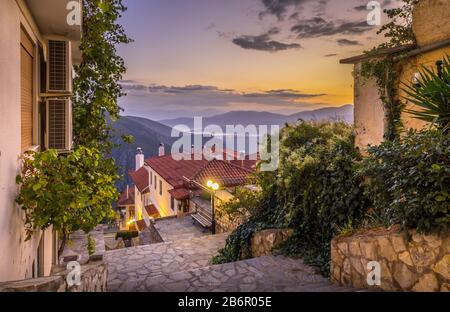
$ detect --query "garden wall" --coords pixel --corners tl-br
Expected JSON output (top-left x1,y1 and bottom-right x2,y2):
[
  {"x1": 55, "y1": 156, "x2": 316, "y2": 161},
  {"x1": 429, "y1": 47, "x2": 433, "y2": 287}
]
[
  {"x1": 0, "y1": 261, "x2": 108, "y2": 292},
  {"x1": 251, "y1": 229, "x2": 294, "y2": 257},
  {"x1": 215, "y1": 207, "x2": 249, "y2": 234},
  {"x1": 331, "y1": 228, "x2": 450, "y2": 292}
]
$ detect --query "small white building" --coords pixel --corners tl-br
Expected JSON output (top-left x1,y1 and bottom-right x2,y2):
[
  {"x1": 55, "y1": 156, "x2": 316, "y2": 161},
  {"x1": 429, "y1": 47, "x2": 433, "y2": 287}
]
[{"x1": 123, "y1": 146, "x2": 258, "y2": 231}]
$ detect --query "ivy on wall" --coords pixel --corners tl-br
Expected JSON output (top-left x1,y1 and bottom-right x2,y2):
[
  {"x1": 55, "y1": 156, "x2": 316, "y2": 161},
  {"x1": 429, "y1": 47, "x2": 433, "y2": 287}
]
[
  {"x1": 360, "y1": 57, "x2": 405, "y2": 141},
  {"x1": 359, "y1": 0, "x2": 418, "y2": 141}
]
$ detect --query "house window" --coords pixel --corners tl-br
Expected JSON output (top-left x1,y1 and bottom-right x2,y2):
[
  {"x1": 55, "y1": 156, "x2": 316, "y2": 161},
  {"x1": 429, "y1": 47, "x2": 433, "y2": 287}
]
[
  {"x1": 171, "y1": 196, "x2": 175, "y2": 210},
  {"x1": 150, "y1": 171, "x2": 153, "y2": 185},
  {"x1": 20, "y1": 27, "x2": 35, "y2": 152},
  {"x1": 159, "y1": 180, "x2": 162, "y2": 196},
  {"x1": 154, "y1": 176, "x2": 157, "y2": 190}
]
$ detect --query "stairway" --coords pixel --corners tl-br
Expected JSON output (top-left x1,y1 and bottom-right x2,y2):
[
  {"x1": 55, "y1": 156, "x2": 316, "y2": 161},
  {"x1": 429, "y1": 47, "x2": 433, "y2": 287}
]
[{"x1": 104, "y1": 233, "x2": 355, "y2": 292}]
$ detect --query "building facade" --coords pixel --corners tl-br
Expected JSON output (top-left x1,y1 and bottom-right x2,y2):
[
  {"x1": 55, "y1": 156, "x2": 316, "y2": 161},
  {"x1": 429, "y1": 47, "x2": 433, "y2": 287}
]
[
  {"x1": 122, "y1": 146, "x2": 257, "y2": 230},
  {"x1": 0, "y1": 0, "x2": 81, "y2": 282},
  {"x1": 340, "y1": 0, "x2": 450, "y2": 151}
]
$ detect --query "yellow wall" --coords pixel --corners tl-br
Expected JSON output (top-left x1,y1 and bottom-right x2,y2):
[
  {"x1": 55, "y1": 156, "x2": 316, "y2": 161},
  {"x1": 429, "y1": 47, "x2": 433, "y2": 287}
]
[
  {"x1": 412, "y1": 0, "x2": 450, "y2": 47},
  {"x1": 353, "y1": 0, "x2": 449, "y2": 151},
  {"x1": 399, "y1": 47, "x2": 450, "y2": 131}
]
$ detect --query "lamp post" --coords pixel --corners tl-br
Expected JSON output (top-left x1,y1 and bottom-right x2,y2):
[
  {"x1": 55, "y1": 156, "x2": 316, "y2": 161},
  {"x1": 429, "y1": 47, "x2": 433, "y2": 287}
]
[{"x1": 207, "y1": 180, "x2": 219, "y2": 234}]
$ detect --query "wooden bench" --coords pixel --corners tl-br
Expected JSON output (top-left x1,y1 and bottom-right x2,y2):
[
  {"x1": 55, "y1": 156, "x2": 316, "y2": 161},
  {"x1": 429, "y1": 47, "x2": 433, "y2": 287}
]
[{"x1": 192, "y1": 204, "x2": 213, "y2": 231}]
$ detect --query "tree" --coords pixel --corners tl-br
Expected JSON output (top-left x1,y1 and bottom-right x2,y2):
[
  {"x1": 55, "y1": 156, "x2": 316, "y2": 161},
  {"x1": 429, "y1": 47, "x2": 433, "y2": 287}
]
[
  {"x1": 73, "y1": 0, "x2": 132, "y2": 150},
  {"x1": 16, "y1": 147, "x2": 118, "y2": 255},
  {"x1": 376, "y1": 0, "x2": 418, "y2": 49}
]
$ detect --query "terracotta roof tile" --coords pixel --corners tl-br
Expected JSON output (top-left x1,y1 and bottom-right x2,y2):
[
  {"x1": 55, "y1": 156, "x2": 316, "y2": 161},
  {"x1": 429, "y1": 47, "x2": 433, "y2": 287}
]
[
  {"x1": 169, "y1": 188, "x2": 191, "y2": 200},
  {"x1": 135, "y1": 219, "x2": 148, "y2": 232},
  {"x1": 117, "y1": 186, "x2": 135, "y2": 206},
  {"x1": 145, "y1": 204, "x2": 160, "y2": 218},
  {"x1": 144, "y1": 150, "x2": 258, "y2": 188},
  {"x1": 192, "y1": 159, "x2": 254, "y2": 187},
  {"x1": 129, "y1": 167, "x2": 149, "y2": 193}
]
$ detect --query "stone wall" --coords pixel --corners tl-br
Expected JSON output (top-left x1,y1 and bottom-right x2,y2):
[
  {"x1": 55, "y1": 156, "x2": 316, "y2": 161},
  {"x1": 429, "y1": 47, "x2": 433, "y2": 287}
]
[
  {"x1": 215, "y1": 207, "x2": 248, "y2": 234},
  {"x1": 251, "y1": 229, "x2": 294, "y2": 257},
  {"x1": 0, "y1": 261, "x2": 108, "y2": 292},
  {"x1": 331, "y1": 228, "x2": 450, "y2": 292}
]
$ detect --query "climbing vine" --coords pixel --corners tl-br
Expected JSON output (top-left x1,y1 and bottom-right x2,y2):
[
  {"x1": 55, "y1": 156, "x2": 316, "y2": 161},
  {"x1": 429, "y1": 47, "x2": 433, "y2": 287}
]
[
  {"x1": 360, "y1": 58, "x2": 405, "y2": 141},
  {"x1": 359, "y1": 0, "x2": 418, "y2": 140}
]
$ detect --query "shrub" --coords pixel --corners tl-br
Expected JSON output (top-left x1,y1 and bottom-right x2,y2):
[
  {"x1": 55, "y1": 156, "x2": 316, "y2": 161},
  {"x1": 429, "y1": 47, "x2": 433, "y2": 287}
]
[
  {"x1": 16, "y1": 147, "x2": 118, "y2": 256},
  {"x1": 360, "y1": 129, "x2": 450, "y2": 234},
  {"x1": 213, "y1": 122, "x2": 368, "y2": 275},
  {"x1": 115, "y1": 231, "x2": 139, "y2": 241}
]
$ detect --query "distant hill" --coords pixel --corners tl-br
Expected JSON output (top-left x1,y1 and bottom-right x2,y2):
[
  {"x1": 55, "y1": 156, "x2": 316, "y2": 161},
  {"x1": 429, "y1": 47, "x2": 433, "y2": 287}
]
[
  {"x1": 112, "y1": 105, "x2": 354, "y2": 191},
  {"x1": 111, "y1": 116, "x2": 175, "y2": 191},
  {"x1": 159, "y1": 105, "x2": 354, "y2": 129}
]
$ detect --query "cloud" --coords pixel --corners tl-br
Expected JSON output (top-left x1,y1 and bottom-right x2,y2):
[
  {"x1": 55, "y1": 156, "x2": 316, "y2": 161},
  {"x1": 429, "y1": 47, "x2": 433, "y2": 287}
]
[
  {"x1": 232, "y1": 27, "x2": 301, "y2": 52},
  {"x1": 336, "y1": 38, "x2": 361, "y2": 46},
  {"x1": 121, "y1": 83, "x2": 325, "y2": 101},
  {"x1": 291, "y1": 17, "x2": 373, "y2": 38},
  {"x1": 353, "y1": 5, "x2": 367, "y2": 12},
  {"x1": 259, "y1": 0, "x2": 328, "y2": 20},
  {"x1": 243, "y1": 89, "x2": 326, "y2": 98}
]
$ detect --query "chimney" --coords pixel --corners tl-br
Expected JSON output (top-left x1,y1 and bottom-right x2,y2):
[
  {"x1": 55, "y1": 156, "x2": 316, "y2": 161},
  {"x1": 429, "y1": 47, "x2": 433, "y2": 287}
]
[
  {"x1": 126, "y1": 185, "x2": 129, "y2": 199},
  {"x1": 240, "y1": 151, "x2": 245, "y2": 168},
  {"x1": 136, "y1": 147, "x2": 144, "y2": 170},
  {"x1": 159, "y1": 143, "x2": 165, "y2": 157}
]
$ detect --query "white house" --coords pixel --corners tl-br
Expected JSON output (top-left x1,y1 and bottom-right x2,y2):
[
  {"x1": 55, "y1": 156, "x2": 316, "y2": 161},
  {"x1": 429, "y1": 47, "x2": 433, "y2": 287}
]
[
  {"x1": 0, "y1": 0, "x2": 81, "y2": 282},
  {"x1": 124, "y1": 145, "x2": 258, "y2": 231}
]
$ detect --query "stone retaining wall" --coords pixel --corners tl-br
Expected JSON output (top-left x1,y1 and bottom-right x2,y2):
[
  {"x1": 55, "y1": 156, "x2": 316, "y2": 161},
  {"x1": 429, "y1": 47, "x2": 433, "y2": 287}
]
[
  {"x1": 331, "y1": 228, "x2": 450, "y2": 292},
  {"x1": 215, "y1": 208, "x2": 248, "y2": 234},
  {"x1": 251, "y1": 229, "x2": 294, "y2": 257},
  {"x1": 0, "y1": 261, "x2": 108, "y2": 292}
]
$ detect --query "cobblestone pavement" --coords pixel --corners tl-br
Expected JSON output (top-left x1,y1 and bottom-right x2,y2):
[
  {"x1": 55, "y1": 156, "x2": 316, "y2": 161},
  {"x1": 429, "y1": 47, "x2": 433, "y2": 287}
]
[
  {"x1": 153, "y1": 216, "x2": 210, "y2": 242},
  {"x1": 105, "y1": 233, "x2": 228, "y2": 291},
  {"x1": 105, "y1": 233, "x2": 355, "y2": 292}
]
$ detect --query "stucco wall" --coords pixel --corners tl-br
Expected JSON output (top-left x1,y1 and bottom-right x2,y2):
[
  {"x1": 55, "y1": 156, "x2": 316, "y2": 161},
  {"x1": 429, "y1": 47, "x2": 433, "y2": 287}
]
[
  {"x1": 353, "y1": 63, "x2": 386, "y2": 152},
  {"x1": 399, "y1": 47, "x2": 450, "y2": 131},
  {"x1": 412, "y1": 0, "x2": 450, "y2": 47},
  {"x1": 353, "y1": 0, "x2": 449, "y2": 151},
  {"x1": 0, "y1": 0, "x2": 54, "y2": 282},
  {"x1": 147, "y1": 166, "x2": 175, "y2": 217}
]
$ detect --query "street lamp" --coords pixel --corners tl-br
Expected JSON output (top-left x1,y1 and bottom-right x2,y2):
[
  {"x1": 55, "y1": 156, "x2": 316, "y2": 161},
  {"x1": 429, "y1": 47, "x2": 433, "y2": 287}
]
[{"x1": 206, "y1": 180, "x2": 219, "y2": 234}]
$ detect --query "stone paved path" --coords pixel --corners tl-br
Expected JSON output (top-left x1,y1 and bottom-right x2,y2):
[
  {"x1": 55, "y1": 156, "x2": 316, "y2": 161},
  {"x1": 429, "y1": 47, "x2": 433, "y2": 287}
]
[
  {"x1": 153, "y1": 216, "x2": 209, "y2": 242},
  {"x1": 105, "y1": 233, "x2": 355, "y2": 292},
  {"x1": 105, "y1": 233, "x2": 228, "y2": 291}
]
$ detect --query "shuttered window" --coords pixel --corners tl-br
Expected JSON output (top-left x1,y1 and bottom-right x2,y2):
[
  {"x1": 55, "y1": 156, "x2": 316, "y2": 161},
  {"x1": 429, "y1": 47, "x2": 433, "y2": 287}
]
[
  {"x1": 20, "y1": 28, "x2": 35, "y2": 152},
  {"x1": 48, "y1": 99, "x2": 66, "y2": 150}
]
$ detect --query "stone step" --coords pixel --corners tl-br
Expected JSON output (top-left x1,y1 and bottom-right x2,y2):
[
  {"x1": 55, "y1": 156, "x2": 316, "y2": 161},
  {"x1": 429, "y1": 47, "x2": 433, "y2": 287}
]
[
  {"x1": 105, "y1": 233, "x2": 229, "y2": 290},
  {"x1": 108, "y1": 255, "x2": 355, "y2": 292}
]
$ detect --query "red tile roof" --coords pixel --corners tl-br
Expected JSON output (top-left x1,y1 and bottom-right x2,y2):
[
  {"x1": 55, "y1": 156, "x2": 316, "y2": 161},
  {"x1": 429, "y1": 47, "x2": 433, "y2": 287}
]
[
  {"x1": 129, "y1": 167, "x2": 149, "y2": 193},
  {"x1": 135, "y1": 219, "x2": 148, "y2": 232},
  {"x1": 168, "y1": 188, "x2": 191, "y2": 200},
  {"x1": 117, "y1": 186, "x2": 135, "y2": 206},
  {"x1": 191, "y1": 159, "x2": 255, "y2": 187},
  {"x1": 145, "y1": 204, "x2": 160, "y2": 218},
  {"x1": 145, "y1": 155, "x2": 206, "y2": 188},
  {"x1": 144, "y1": 151, "x2": 258, "y2": 189}
]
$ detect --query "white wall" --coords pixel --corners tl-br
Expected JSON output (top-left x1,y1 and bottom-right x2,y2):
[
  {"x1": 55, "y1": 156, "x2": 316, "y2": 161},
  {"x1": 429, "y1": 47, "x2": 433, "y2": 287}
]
[
  {"x1": 146, "y1": 165, "x2": 176, "y2": 217},
  {"x1": 0, "y1": 0, "x2": 53, "y2": 282}
]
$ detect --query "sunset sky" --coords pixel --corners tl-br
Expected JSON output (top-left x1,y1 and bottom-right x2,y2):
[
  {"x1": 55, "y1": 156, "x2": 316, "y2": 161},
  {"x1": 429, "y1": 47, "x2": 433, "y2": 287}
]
[{"x1": 118, "y1": 0, "x2": 401, "y2": 120}]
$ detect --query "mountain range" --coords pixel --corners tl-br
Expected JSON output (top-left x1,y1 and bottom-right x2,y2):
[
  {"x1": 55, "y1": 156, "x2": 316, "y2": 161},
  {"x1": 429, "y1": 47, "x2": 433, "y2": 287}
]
[
  {"x1": 112, "y1": 105, "x2": 353, "y2": 191},
  {"x1": 159, "y1": 105, "x2": 353, "y2": 129}
]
